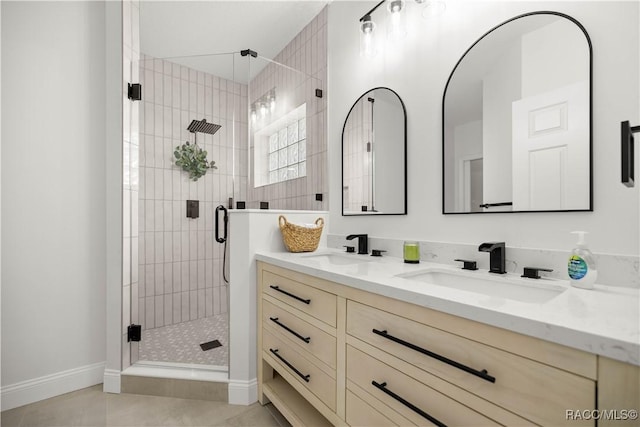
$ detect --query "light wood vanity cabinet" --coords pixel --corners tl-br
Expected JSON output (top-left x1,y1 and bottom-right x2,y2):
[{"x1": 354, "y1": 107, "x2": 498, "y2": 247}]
[{"x1": 257, "y1": 262, "x2": 639, "y2": 426}]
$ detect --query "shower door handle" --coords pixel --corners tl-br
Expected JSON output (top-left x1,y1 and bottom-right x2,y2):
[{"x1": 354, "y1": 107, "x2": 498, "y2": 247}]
[{"x1": 215, "y1": 205, "x2": 228, "y2": 243}]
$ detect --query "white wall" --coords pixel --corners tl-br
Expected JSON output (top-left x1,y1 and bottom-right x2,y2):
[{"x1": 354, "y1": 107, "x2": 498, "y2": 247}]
[
  {"x1": 227, "y1": 209, "x2": 328, "y2": 404},
  {"x1": 328, "y1": 1, "x2": 639, "y2": 256},
  {"x1": 521, "y1": 18, "x2": 588, "y2": 99},
  {"x1": 453, "y1": 119, "x2": 482, "y2": 211},
  {"x1": 482, "y1": 41, "x2": 520, "y2": 208},
  {"x1": 1, "y1": 1, "x2": 109, "y2": 408}
]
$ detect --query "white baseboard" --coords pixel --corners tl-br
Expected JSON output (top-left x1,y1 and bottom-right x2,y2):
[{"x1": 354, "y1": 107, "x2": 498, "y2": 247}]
[
  {"x1": 228, "y1": 378, "x2": 258, "y2": 405},
  {"x1": 1, "y1": 362, "x2": 105, "y2": 411},
  {"x1": 103, "y1": 368, "x2": 121, "y2": 394}
]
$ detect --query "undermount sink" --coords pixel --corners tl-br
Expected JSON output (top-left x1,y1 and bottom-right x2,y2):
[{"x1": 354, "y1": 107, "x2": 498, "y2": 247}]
[
  {"x1": 302, "y1": 253, "x2": 371, "y2": 265},
  {"x1": 396, "y1": 268, "x2": 567, "y2": 303}
]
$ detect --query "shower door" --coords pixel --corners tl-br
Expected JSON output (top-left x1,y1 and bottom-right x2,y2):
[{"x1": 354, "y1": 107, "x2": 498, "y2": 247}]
[{"x1": 126, "y1": 52, "x2": 244, "y2": 370}]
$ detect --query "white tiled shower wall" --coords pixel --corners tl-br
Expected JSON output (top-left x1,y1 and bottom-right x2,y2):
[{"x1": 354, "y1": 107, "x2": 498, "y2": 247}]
[
  {"x1": 247, "y1": 6, "x2": 328, "y2": 210},
  {"x1": 343, "y1": 97, "x2": 372, "y2": 212},
  {"x1": 137, "y1": 56, "x2": 246, "y2": 330}
]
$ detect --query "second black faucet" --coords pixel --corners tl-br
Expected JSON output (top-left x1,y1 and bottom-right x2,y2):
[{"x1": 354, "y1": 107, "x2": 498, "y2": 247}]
[
  {"x1": 478, "y1": 242, "x2": 506, "y2": 274},
  {"x1": 346, "y1": 234, "x2": 368, "y2": 255}
]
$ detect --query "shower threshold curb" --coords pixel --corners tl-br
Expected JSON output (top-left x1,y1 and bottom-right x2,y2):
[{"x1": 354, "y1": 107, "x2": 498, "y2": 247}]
[{"x1": 123, "y1": 361, "x2": 229, "y2": 383}]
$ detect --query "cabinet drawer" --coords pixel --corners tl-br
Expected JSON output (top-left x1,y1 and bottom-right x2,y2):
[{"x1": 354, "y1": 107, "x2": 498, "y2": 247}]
[
  {"x1": 263, "y1": 298, "x2": 337, "y2": 369},
  {"x1": 347, "y1": 345, "x2": 500, "y2": 426},
  {"x1": 346, "y1": 389, "x2": 399, "y2": 427},
  {"x1": 347, "y1": 301, "x2": 595, "y2": 426},
  {"x1": 263, "y1": 328, "x2": 336, "y2": 411},
  {"x1": 263, "y1": 270, "x2": 337, "y2": 327}
]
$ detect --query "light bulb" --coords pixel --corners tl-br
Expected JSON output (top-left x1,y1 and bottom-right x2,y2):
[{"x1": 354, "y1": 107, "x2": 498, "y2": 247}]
[
  {"x1": 250, "y1": 108, "x2": 257, "y2": 122},
  {"x1": 387, "y1": 0, "x2": 407, "y2": 41},
  {"x1": 422, "y1": 0, "x2": 446, "y2": 18},
  {"x1": 388, "y1": 0, "x2": 404, "y2": 13},
  {"x1": 359, "y1": 15, "x2": 377, "y2": 58},
  {"x1": 270, "y1": 95, "x2": 276, "y2": 112},
  {"x1": 259, "y1": 102, "x2": 267, "y2": 118}
]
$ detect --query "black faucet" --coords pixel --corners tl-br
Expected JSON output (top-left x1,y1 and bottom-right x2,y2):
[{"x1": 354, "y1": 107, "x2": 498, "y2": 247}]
[
  {"x1": 478, "y1": 242, "x2": 506, "y2": 274},
  {"x1": 346, "y1": 234, "x2": 368, "y2": 255}
]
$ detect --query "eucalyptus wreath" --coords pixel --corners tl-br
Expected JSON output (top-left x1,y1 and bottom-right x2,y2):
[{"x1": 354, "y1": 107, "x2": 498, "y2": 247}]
[{"x1": 174, "y1": 141, "x2": 218, "y2": 181}]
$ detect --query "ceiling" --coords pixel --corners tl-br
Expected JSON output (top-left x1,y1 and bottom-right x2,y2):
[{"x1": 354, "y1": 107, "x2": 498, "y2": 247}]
[{"x1": 140, "y1": 1, "x2": 329, "y2": 83}]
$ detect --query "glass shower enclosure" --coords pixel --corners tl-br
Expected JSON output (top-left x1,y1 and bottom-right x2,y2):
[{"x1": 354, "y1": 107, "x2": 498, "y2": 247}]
[{"x1": 123, "y1": 50, "x2": 325, "y2": 375}]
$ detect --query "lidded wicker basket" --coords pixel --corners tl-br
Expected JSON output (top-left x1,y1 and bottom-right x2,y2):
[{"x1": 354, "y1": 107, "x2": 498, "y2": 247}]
[{"x1": 278, "y1": 215, "x2": 324, "y2": 253}]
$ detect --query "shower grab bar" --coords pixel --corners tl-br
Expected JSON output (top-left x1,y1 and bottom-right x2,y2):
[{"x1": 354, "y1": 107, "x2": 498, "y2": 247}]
[
  {"x1": 372, "y1": 329, "x2": 496, "y2": 383},
  {"x1": 269, "y1": 317, "x2": 310, "y2": 343},
  {"x1": 371, "y1": 381, "x2": 447, "y2": 427},
  {"x1": 215, "y1": 205, "x2": 228, "y2": 244},
  {"x1": 269, "y1": 285, "x2": 311, "y2": 304},
  {"x1": 269, "y1": 348, "x2": 310, "y2": 382}
]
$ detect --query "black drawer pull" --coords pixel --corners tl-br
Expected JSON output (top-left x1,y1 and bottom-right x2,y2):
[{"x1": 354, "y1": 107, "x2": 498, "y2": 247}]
[
  {"x1": 269, "y1": 348, "x2": 310, "y2": 382},
  {"x1": 372, "y1": 380, "x2": 447, "y2": 427},
  {"x1": 372, "y1": 329, "x2": 496, "y2": 383},
  {"x1": 269, "y1": 285, "x2": 311, "y2": 304},
  {"x1": 269, "y1": 317, "x2": 311, "y2": 343}
]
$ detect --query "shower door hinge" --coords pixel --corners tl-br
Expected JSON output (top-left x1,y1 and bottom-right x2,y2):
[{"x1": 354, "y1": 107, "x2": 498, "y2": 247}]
[
  {"x1": 127, "y1": 324, "x2": 142, "y2": 342},
  {"x1": 128, "y1": 83, "x2": 142, "y2": 101}
]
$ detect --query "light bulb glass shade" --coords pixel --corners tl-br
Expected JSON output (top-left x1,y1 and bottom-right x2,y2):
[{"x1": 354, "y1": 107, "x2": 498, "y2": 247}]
[
  {"x1": 250, "y1": 108, "x2": 257, "y2": 122},
  {"x1": 270, "y1": 95, "x2": 276, "y2": 112},
  {"x1": 422, "y1": 0, "x2": 446, "y2": 18},
  {"x1": 360, "y1": 16, "x2": 377, "y2": 58},
  {"x1": 387, "y1": 0, "x2": 404, "y2": 13},
  {"x1": 259, "y1": 102, "x2": 267, "y2": 118},
  {"x1": 387, "y1": 0, "x2": 407, "y2": 41}
]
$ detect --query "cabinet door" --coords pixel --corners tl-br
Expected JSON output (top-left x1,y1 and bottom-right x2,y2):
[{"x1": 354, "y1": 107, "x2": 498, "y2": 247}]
[
  {"x1": 263, "y1": 298, "x2": 337, "y2": 369},
  {"x1": 263, "y1": 328, "x2": 337, "y2": 411},
  {"x1": 598, "y1": 357, "x2": 640, "y2": 427},
  {"x1": 347, "y1": 300, "x2": 595, "y2": 426},
  {"x1": 346, "y1": 390, "x2": 399, "y2": 427},
  {"x1": 347, "y1": 345, "x2": 501, "y2": 426},
  {"x1": 263, "y1": 270, "x2": 337, "y2": 327}
]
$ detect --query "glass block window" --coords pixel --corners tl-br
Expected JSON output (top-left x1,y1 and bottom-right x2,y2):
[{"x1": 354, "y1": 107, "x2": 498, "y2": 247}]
[
  {"x1": 268, "y1": 117, "x2": 307, "y2": 185},
  {"x1": 254, "y1": 103, "x2": 307, "y2": 188}
]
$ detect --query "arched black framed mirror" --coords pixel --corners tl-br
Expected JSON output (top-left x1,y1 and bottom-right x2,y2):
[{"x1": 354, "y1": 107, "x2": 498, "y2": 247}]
[
  {"x1": 442, "y1": 12, "x2": 592, "y2": 214},
  {"x1": 342, "y1": 87, "x2": 407, "y2": 215}
]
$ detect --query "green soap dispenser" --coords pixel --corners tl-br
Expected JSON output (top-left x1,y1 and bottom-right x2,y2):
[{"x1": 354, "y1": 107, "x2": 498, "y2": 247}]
[{"x1": 568, "y1": 231, "x2": 597, "y2": 289}]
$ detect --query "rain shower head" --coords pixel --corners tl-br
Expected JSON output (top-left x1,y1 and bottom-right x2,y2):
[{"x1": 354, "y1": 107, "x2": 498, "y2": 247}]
[{"x1": 187, "y1": 118, "x2": 221, "y2": 135}]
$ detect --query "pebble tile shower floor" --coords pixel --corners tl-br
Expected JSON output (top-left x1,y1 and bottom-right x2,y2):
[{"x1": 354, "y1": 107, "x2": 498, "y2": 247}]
[{"x1": 139, "y1": 314, "x2": 228, "y2": 366}]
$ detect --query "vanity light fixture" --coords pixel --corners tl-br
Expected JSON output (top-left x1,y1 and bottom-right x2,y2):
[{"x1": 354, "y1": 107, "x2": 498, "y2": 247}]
[
  {"x1": 387, "y1": 0, "x2": 407, "y2": 41},
  {"x1": 269, "y1": 91, "x2": 276, "y2": 112},
  {"x1": 251, "y1": 89, "x2": 277, "y2": 122},
  {"x1": 358, "y1": 0, "x2": 446, "y2": 57},
  {"x1": 360, "y1": 15, "x2": 377, "y2": 58}
]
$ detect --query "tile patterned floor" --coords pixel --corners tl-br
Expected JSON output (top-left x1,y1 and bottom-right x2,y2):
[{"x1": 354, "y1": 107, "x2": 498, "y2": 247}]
[
  {"x1": 1, "y1": 385, "x2": 290, "y2": 427},
  {"x1": 139, "y1": 315, "x2": 228, "y2": 366}
]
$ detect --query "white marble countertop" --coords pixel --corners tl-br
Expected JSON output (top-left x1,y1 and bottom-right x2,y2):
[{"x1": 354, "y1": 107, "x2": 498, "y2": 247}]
[{"x1": 256, "y1": 248, "x2": 640, "y2": 366}]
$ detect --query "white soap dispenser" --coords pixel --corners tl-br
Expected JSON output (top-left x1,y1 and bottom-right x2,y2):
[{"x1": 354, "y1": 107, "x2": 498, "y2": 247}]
[{"x1": 568, "y1": 231, "x2": 597, "y2": 289}]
